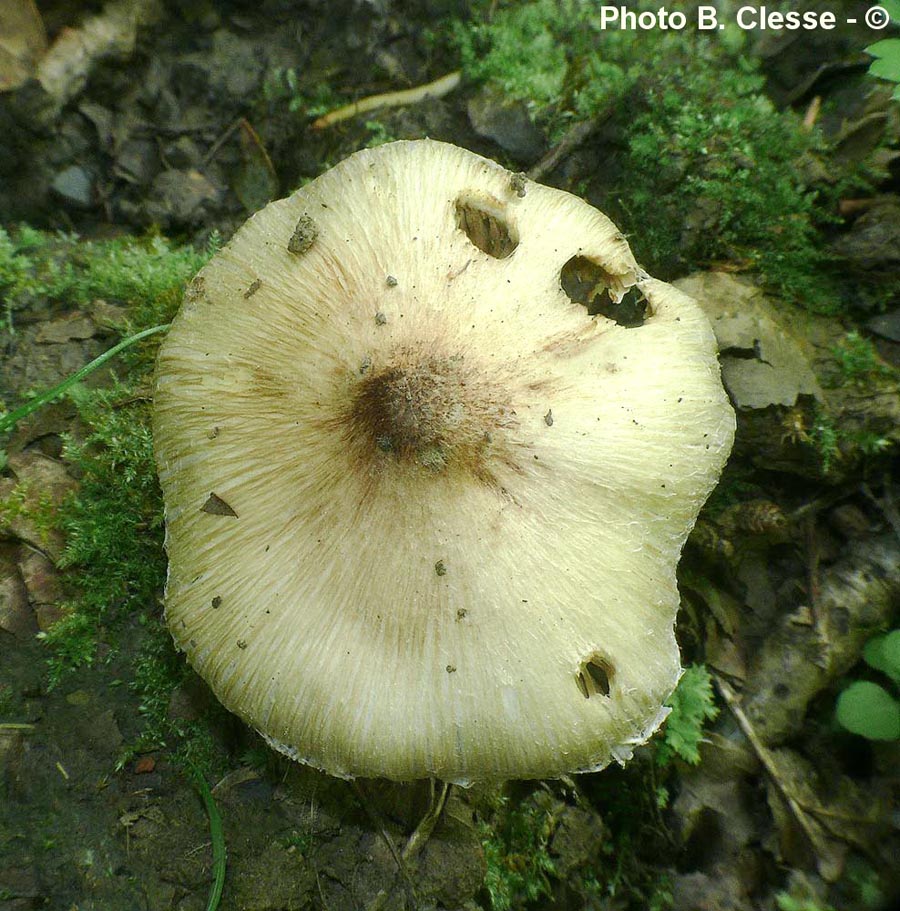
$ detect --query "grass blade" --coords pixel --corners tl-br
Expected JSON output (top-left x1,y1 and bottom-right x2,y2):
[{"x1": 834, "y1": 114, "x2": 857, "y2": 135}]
[
  {"x1": 0, "y1": 323, "x2": 170, "y2": 434},
  {"x1": 189, "y1": 765, "x2": 227, "y2": 911}
]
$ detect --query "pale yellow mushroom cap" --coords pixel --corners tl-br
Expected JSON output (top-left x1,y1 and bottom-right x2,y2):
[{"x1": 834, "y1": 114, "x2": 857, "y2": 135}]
[{"x1": 153, "y1": 139, "x2": 735, "y2": 784}]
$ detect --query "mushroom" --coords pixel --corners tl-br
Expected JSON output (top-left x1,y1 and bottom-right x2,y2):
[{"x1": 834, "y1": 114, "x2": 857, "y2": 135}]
[{"x1": 153, "y1": 139, "x2": 735, "y2": 785}]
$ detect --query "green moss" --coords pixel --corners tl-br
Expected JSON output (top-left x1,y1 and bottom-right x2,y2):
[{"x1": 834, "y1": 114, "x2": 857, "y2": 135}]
[
  {"x1": 0, "y1": 225, "x2": 63, "y2": 332},
  {"x1": 0, "y1": 479, "x2": 57, "y2": 545},
  {"x1": 262, "y1": 66, "x2": 344, "y2": 117},
  {"x1": 480, "y1": 794, "x2": 557, "y2": 911},
  {"x1": 452, "y1": 2, "x2": 853, "y2": 313},
  {"x1": 1, "y1": 227, "x2": 211, "y2": 336},
  {"x1": 364, "y1": 119, "x2": 398, "y2": 149},
  {"x1": 618, "y1": 63, "x2": 835, "y2": 310},
  {"x1": 49, "y1": 390, "x2": 166, "y2": 686},
  {"x1": 831, "y1": 331, "x2": 892, "y2": 385},
  {"x1": 454, "y1": 0, "x2": 571, "y2": 118},
  {"x1": 129, "y1": 620, "x2": 227, "y2": 775},
  {"x1": 1, "y1": 225, "x2": 223, "y2": 772},
  {"x1": 582, "y1": 763, "x2": 677, "y2": 910},
  {"x1": 452, "y1": 0, "x2": 666, "y2": 137},
  {"x1": 810, "y1": 407, "x2": 840, "y2": 474}
]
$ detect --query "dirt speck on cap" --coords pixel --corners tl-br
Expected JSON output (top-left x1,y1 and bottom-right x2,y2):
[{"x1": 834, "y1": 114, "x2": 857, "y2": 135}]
[{"x1": 287, "y1": 215, "x2": 318, "y2": 255}]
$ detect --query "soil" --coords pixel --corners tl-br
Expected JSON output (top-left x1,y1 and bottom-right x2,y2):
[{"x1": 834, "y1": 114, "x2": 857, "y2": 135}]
[{"x1": 1, "y1": 2, "x2": 900, "y2": 911}]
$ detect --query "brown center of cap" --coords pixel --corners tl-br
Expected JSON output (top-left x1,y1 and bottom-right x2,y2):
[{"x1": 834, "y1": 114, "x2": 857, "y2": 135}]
[{"x1": 348, "y1": 352, "x2": 515, "y2": 478}]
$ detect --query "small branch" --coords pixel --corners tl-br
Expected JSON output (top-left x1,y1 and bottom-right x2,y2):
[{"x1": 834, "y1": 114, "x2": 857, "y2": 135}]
[
  {"x1": 802, "y1": 95, "x2": 822, "y2": 131},
  {"x1": 714, "y1": 674, "x2": 843, "y2": 880},
  {"x1": 527, "y1": 102, "x2": 617, "y2": 183},
  {"x1": 312, "y1": 71, "x2": 461, "y2": 130},
  {"x1": 862, "y1": 476, "x2": 900, "y2": 542},
  {"x1": 202, "y1": 117, "x2": 243, "y2": 168}
]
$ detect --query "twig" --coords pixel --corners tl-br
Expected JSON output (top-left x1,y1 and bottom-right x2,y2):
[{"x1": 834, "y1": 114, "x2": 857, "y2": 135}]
[
  {"x1": 713, "y1": 674, "x2": 842, "y2": 879},
  {"x1": 311, "y1": 71, "x2": 461, "y2": 130},
  {"x1": 527, "y1": 102, "x2": 617, "y2": 182},
  {"x1": 805, "y1": 514, "x2": 822, "y2": 610},
  {"x1": 802, "y1": 95, "x2": 822, "y2": 131},
  {"x1": 862, "y1": 476, "x2": 900, "y2": 542},
  {"x1": 202, "y1": 117, "x2": 243, "y2": 168}
]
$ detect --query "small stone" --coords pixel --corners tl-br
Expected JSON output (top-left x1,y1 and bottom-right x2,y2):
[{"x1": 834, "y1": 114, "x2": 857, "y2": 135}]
[
  {"x1": 468, "y1": 87, "x2": 547, "y2": 163},
  {"x1": 0, "y1": 547, "x2": 36, "y2": 639},
  {"x1": 114, "y1": 138, "x2": 160, "y2": 186},
  {"x1": 89, "y1": 299, "x2": 128, "y2": 330},
  {"x1": 145, "y1": 169, "x2": 222, "y2": 227},
  {"x1": 34, "y1": 603, "x2": 67, "y2": 631},
  {"x1": 162, "y1": 136, "x2": 202, "y2": 169},
  {"x1": 0, "y1": 453, "x2": 77, "y2": 560},
  {"x1": 832, "y1": 199, "x2": 900, "y2": 271},
  {"x1": 828, "y1": 503, "x2": 871, "y2": 539},
  {"x1": 77, "y1": 707, "x2": 123, "y2": 752},
  {"x1": 18, "y1": 548, "x2": 64, "y2": 608},
  {"x1": 134, "y1": 755, "x2": 157, "y2": 774},
  {"x1": 35, "y1": 312, "x2": 97, "y2": 344},
  {"x1": 50, "y1": 165, "x2": 95, "y2": 209},
  {"x1": 867, "y1": 310, "x2": 900, "y2": 343},
  {"x1": 167, "y1": 674, "x2": 214, "y2": 724}
]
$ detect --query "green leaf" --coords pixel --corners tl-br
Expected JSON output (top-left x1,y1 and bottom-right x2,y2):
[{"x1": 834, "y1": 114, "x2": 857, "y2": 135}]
[
  {"x1": 657, "y1": 664, "x2": 719, "y2": 765},
  {"x1": 863, "y1": 630, "x2": 900, "y2": 684},
  {"x1": 836, "y1": 681, "x2": 900, "y2": 741},
  {"x1": 884, "y1": 0, "x2": 900, "y2": 23},
  {"x1": 865, "y1": 38, "x2": 900, "y2": 59},
  {"x1": 869, "y1": 55, "x2": 900, "y2": 82}
]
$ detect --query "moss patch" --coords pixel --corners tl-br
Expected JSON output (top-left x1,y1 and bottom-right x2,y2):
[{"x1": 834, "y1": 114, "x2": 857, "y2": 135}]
[
  {"x1": 2, "y1": 228, "x2": 226, "y2": 773},
  {"x1": 452, "y1": 0, "x2": 873, "y2": 314}
]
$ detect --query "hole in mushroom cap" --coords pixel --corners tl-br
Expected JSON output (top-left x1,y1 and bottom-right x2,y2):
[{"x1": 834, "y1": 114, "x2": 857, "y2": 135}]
[
  {"x1": 576, "y1": 653, "x2": 614, "y2": 699},
  {"x1": 561, "y1": 256, "x2": 646, "y2": 327},
  {"x1": 455, "y1": 193, "x2": 518, "y2": 259}
]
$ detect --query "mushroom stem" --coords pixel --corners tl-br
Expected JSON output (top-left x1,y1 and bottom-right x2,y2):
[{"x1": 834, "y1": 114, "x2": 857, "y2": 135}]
[
  {"x1": 526, "y1": 100, "x2": 617, "y2": 182},
  {"x1": 402, "y1": 779, "x2": 451, "y2": 862},
  {"x1": 355, "y1": 778, "x2": 452, "y2": 911},
  {"x1": 352, "y1": 781, "x2": 419, "y2": 910}
]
